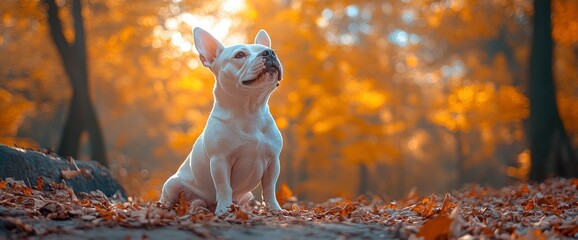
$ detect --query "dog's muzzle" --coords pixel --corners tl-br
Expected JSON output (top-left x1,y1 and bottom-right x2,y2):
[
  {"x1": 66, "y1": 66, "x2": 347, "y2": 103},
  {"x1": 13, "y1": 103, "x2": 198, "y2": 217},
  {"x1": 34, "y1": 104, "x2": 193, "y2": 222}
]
[
  {"x1": 260, "y1": 49, "x2": 282, "y2": 81},
  {"x1": 242, "y1": 49, "x2": 282, "y2": 86}
]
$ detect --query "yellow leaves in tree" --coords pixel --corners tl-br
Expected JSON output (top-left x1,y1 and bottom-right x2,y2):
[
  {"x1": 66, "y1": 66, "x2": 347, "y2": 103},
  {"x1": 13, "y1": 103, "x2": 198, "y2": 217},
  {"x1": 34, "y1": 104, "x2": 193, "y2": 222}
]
[
  {"x1": 0, "y1": 88, "x2": 35, "y2": 147},
  {"x1": 507, "y1": 150, "x2": 530, "y2": 181},
  {"x1": 168, "y1": 130, "x2": 199, "y2": 155},
  {"x1": 405, "y1": 54, "x2": 419, "y2": 68},
  {"x1": 427, "y1": 12, "x2": 442, "y2": 27},
  {"x1": 553, "y1": 0, "x2": 578, "y2": 46},
  {"x1": 430, "y1": 110, "x2": 469, "y2": 132},
  {"x1": 430, "y1": 83, "x2": 528, "y2": 132},
  {"x1": 342, "y1": 141, "x2": 400, "y2": 165},
  {"x1": 239, "y1": 5, "x2": 258, "y2": 20},
  {"x1": 118, "y1": 27, "x2": 135, "y2": 42},
  {"x1": 497, "y1": 85, "x2": 529, "y2": 122},
  {"x1": 358, "y1": 91, "x2": 387, "y2": 110},
  {"x1": 345, "y1": 79, "x2": 388, "y2": 113},
  {"x1": 557, "y1": 94, "x2": 578, "y2": 134},
  {"x1": 312, "y1": 120, "x2": 335, "y2": 134},
  {"x1": 137, "y1": 16, "x2": 158, "y2": 27},
  {"x1": 275, "y1": 117, "x2": 288, "y2": 130}
]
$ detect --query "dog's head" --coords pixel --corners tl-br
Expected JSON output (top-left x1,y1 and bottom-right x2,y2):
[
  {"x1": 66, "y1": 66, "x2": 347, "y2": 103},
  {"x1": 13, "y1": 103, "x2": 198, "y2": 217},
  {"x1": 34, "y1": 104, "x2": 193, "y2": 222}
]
[{"x1": 193, "y1": 27, "x2": 283, "y2": 97}]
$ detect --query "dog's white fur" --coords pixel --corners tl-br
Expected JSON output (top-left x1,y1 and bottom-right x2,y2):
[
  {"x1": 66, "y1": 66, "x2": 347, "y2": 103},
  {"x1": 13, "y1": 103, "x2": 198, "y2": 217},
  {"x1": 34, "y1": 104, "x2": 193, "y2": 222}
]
[{"x1": 160, "y1": 27, "x2": 283, "y2": 215}]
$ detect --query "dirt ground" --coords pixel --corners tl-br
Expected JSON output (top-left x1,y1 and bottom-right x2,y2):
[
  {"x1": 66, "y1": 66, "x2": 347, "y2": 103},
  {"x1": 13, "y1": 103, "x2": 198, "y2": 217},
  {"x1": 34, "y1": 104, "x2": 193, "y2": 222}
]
[
  {"x1": 1, "y1": 178, "x2": 577, "y2": 239},
  {"x1": 2, "y1": 214, "x2": 394, "y2": 240}
]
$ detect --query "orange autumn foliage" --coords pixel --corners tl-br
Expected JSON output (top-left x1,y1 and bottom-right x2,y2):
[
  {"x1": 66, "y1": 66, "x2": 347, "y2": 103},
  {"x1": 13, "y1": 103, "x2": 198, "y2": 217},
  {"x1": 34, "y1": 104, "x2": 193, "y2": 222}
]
[
  {"x1": 276, "y1": 183, "x2": 296, "y2": 206},
  {"x1": 1, "y1": 0, "x2": 578, "y2": 201}
]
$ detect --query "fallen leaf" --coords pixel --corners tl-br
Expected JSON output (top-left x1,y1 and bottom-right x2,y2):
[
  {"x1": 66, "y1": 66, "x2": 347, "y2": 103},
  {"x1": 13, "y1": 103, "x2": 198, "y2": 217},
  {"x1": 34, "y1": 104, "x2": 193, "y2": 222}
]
[
  {"x1": 571, "y1": 178, "x2": 578, "y2": 188},
  {"x1": 518, "y1": 229, "x2": 546, "y2": 240},
  {"x1": 440, "y1": 193, "x2": 456, "y2": 214},
  {"x1": 417, "y1": 215, "x2": 453, "y2": 240},
  {"x1": 276, "y1": 183, "x2": 296, "y2": 206},
  {"x1": 61, "y1": 169, "x2": 82, "y2": 179},
  {"x1": 175, "y1": 192, "x2": 188, "y2": 216},
  {"x1": 21, "y1": 186, "x2": 33, "y2": 195},
  {"x1": 36, "y1": 177, "x2": 44, "y2": 191},
  {"x1": 67, "y1": 187, "x2": 79, "y2": 201},
  {"x1": 292, "y1": 204, "x2": 300, "y2": 211},
  {"x1": 524, "y1": 198, "x2": 535, "y2": 211},
  {"x1": 411, "y1": 194, "x2": 436, "y2": 218},
  {"x1": 234, "y1": 208, "x2": 249, "y2": 220}
]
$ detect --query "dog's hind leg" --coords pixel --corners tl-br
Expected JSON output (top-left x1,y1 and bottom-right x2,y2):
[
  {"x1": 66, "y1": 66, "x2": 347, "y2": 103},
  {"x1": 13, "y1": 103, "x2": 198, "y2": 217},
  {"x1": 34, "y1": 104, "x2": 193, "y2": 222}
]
[
  {"x1": 160, "y1": 176, "x2": 182, "y2": 207},
  {"x1": 161, "y1": 175, "x2": 205, "y2": 207}
]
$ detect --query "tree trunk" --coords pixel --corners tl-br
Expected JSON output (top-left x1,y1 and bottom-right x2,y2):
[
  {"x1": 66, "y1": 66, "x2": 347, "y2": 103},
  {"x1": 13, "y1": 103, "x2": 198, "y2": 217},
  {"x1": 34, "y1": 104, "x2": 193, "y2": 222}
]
[
  {"x1": 397, "y1": 135, "x2": 405, "y2": 198},
  {"x1": 455, "y1": 131, "x2": 465, "y2": 186},
  {"x1": 529, "y1": 0, "x2": 577, "y2": 181},
  {"x1": 45, "y1": 0, "x2": 108, "y2": 167},
  {"x1": 357, "y1": 163, "x2": 369, "y2": 196}
]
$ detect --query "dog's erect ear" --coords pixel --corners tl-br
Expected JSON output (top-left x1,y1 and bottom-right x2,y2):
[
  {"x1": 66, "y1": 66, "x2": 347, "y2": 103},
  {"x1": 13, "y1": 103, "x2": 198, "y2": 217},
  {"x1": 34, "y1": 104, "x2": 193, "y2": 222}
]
[
  {"x1": 194, "y1": 27, "x2": 224, "y2": 68},
  {"x1": 254, "y1": 29, "x2": 271, "y2": 48}
]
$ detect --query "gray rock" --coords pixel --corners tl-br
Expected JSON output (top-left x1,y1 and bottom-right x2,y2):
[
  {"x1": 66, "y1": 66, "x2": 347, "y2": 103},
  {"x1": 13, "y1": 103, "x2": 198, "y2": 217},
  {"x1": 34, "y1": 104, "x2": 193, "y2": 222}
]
[{"x1": 0, "y1": 144, "x2": 126, "y2": 198}]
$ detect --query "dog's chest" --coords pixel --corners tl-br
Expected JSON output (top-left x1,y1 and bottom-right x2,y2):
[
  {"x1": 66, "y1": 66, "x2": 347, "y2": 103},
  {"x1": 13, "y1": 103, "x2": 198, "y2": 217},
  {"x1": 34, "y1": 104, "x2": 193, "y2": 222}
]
[
  {"x1": 234, "y1": 120, "x2": 281, "y2": 159},
  {"x1": 227, "y1": 120, "x2": 281, "y2": 191}
]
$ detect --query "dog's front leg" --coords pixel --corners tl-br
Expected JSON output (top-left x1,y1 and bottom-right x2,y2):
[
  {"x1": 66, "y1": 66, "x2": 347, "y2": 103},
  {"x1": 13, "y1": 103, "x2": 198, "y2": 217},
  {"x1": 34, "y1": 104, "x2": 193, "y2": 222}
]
[
  {"x1": 210, "y1": 156, "x2": 233, "y2": 215},
  {"x1": 262, "y1": 159, "x2": 282, "y2": 211}
]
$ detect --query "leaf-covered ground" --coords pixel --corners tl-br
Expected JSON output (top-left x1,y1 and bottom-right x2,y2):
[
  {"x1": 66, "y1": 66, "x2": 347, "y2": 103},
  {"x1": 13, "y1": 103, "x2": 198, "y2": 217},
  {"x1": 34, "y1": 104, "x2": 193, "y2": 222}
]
[{"x1": 0, "y1": 178, "x2": 577, "y2": 239}]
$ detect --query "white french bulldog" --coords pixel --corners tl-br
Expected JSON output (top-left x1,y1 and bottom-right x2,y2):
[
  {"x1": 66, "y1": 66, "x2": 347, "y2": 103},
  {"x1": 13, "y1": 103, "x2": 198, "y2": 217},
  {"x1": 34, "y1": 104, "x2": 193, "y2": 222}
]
[{"x1": 160, "y1": 27, "x2": 283, "y2": 215}]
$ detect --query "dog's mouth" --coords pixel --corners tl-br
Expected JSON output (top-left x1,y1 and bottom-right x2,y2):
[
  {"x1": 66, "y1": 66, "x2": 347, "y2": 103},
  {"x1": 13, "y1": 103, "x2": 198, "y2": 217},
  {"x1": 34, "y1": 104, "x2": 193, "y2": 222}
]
[{"x1": 241, "y1": 66, "x2": 281, "y2": 86}]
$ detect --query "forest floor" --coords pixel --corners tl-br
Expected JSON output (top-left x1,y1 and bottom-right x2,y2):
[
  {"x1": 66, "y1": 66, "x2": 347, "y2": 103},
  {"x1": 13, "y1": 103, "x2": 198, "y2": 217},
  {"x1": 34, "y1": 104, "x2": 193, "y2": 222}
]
[{"x1": 0, "y1": 178, "x2": 577, "y2": 239}]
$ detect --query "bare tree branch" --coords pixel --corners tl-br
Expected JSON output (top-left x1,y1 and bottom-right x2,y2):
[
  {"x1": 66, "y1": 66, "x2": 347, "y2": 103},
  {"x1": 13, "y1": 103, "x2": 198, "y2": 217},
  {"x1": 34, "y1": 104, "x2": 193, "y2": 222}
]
[
  {"x1": 71, "y1": 0, "x2": 86, "y2": 58},
  {"x1": 44, "y1": 0, "x2": 70, "y2": 56}
]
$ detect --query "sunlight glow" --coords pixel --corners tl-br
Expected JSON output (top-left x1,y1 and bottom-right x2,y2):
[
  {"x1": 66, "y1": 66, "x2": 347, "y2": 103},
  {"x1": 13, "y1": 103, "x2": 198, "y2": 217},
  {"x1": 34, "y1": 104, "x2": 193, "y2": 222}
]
[
  {"x1": 155, "y1": 0, "x2": 246, "y2": 62},
  {"x1": 345, "y1": 5, "x2": 359, "y2": 18},
  {"x1": 223, "y1": 0, "x2": 245, "y2": 13}
]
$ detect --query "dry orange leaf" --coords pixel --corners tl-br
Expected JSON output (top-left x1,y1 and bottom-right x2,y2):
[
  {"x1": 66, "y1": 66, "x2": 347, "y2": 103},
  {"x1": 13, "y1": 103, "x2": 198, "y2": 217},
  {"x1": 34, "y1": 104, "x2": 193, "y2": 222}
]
[
  {"x1": 276, "y1": 182, "x2": 296, "y2": 206},
  {"x1": 411, "y1": 194, "x2": 436, "y2": 218},
  {"x1": 292, "y1": 204, "x2": 300, "y2": 211},
  {"x1": 518, "y1": 229, "x2": 547, "y2": 240},
  {"x1": 175, "y1": 192, "x2": 188, "y2": 216},
  {"x1": 0, "y1": 180, "x2": 7, "y2": 190},
  {"x1": 571, "y1": 178, "x2": 578, "y2": 188},
  {"x1": 36, "y1": 177, "x2": 44, "y2": 191},
  {"x1": 440, "y1": 193, "x2": 457, "y2": 214},
  {"x1": 341, "y1": 203, "x2": 358, "y2": 218},
  {"x1": 417, "y1": 215, "x2": 453, "y2": 240},
  {"x1": 524, "y1": 198, "x2": 535, "y2": 211},
  {"x1": 234, "y1": 208, "x2": 249, "y2": 220},
  {"x1": 21, "y1": 186, "x2": 33, "y2": 195},
  {"x1": 520, "y1": 185, "x2": 530, "y2": 194}
]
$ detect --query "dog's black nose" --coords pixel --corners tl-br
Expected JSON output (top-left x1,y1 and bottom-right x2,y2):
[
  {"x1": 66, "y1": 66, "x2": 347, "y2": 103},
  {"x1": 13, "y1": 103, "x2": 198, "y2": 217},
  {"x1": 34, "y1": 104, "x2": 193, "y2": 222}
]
[{"x1": 260, "y1": 49, "x2": 275, "y2": 57}]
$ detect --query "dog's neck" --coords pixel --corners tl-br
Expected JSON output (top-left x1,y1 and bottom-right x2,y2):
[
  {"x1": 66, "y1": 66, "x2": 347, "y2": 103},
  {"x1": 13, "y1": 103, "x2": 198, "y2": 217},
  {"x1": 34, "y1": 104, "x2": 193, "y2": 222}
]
[{"x1": 212, "y1": 83, "x2": 272, "y2": 118}]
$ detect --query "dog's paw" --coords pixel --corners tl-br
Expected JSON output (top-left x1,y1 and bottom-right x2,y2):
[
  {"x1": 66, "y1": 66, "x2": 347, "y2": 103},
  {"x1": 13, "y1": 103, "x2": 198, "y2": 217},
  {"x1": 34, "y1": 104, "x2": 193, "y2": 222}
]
[
  {"x1": 265, "y1": 201, "x2": 282, "y2": 211},
  {"x1": 215, "y1": 207, "x2": 228, "y2": 216},
  {"x1": 215, "y1": 202, "x2": 233, "y2": 216}
]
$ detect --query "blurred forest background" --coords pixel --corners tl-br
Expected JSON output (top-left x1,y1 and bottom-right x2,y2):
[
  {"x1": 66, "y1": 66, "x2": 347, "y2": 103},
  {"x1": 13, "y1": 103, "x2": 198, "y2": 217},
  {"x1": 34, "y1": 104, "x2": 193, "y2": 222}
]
[{"x1": 1, "y1": 0, "x2": 578, "y2": 202}]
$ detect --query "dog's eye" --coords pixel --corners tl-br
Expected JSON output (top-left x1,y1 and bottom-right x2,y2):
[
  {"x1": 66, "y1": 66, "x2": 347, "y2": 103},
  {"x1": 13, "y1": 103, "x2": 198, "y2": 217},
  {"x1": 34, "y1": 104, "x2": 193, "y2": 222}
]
[{"x1": 234, "y1": 52, "x2": 246, "y2": 59}]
